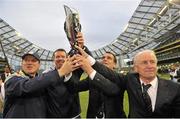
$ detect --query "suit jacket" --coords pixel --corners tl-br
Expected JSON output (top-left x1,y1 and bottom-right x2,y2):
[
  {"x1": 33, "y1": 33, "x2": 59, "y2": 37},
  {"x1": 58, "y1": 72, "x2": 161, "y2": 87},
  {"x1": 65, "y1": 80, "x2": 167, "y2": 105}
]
[
  {"x1": 65, "y1": 71, "x2": 126, "y2": 118},
  {"x1": 46, "y1": 69, "x2": 81, "y2": 118},
  {"x1": 78, "y1": 78, "x2": 103, "y2": 118},
  {"x1": 92, "y1": 61, "x2": 180, "y2": 118}
]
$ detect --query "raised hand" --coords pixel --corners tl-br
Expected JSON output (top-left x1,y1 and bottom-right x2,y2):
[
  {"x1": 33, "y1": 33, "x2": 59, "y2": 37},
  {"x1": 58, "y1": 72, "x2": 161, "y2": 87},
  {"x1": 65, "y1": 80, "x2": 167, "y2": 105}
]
[
  {"x1": 76, "y1": 32, "x2": 84, "y2": 49},
  {"x1": 75, "y1": 54, "x2": 94, "y2": 75},
  {"x1": 58, "y1": 55, "x2": 80, "y2": 77},
  {"x1": 75, "y1": 45, "x2": 89, "y2": 58}
]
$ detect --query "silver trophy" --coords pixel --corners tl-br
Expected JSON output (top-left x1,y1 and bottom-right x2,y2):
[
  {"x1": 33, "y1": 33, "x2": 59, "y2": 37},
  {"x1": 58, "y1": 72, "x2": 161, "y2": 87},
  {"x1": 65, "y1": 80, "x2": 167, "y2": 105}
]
[{"x1": 64, "y1": 5, "x2": 81, "y2": 56}]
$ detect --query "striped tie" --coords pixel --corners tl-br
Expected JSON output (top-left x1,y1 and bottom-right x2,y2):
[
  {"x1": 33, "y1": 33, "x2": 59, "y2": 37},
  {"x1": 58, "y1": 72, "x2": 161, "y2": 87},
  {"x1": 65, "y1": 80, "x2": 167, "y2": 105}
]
[{"x1": 142, "y1": 83, "x2": 152, "y2": 114}]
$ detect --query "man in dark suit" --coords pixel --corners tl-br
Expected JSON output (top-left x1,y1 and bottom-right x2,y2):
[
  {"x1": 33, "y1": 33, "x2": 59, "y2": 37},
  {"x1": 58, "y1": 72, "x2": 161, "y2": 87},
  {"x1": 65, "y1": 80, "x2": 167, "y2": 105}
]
[
  {"x1": 63, "y1": 32, "x2": 125, "y2": 118},
  {"x1": 43, "y1": 32, "x2": 93, "y2": 118},
  {"x1": 76, "y1": 47, "x2": 180, "y2": 118},
  {"x1": 45, "y1": 48, "x2": 81, "y2": 118},
  {"x1": 75, "y1": 52, "x2": 126, "y2": 118}
]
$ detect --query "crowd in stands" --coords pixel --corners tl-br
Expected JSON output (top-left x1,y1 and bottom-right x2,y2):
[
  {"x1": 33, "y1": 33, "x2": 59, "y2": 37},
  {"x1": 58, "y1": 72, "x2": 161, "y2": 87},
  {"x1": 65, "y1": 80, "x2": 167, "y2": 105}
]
[{"x1": 158, "y1": 63, "x2": 180, "y2": 82}]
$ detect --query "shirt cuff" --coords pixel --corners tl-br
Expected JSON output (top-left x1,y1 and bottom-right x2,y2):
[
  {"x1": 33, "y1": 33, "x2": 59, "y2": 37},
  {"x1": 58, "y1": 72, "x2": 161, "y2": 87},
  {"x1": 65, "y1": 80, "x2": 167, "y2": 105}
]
[
  {"x1": 87, "y1": 55, "x2": 95, "y2": 66},
  {"x1": 89, "y1": 70, "x2": 96, "y2": 80},
  {"x1": 64, "y1": 73, "x2": 72, "y2": 82}
]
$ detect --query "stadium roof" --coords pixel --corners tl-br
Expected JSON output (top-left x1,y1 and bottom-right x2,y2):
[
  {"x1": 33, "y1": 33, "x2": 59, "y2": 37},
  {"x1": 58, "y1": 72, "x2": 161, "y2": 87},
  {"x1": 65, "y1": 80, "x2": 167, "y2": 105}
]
[
  {"x1": 91, "y1": 0, "x2": 180, "y2": 59},
  {"x1": 0, "y1": 18, "x2": 53, "y2": 61}
]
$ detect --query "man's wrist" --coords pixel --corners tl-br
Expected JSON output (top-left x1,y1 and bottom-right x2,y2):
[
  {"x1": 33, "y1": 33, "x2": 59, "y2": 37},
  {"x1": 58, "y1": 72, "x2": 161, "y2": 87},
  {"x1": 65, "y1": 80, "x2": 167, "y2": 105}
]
[
  {"x1": 64, "y1": 73, "x2": 72, "y2": 82},
  {"x1": 58, "y1": 68, "x2": 65, "y2": 77},
  {"x1": 87, "y1": 55, "x2": 95, "y2": 66},
  {"x1": 89, "y1": 70, "x2": 96, "y2": 80}
]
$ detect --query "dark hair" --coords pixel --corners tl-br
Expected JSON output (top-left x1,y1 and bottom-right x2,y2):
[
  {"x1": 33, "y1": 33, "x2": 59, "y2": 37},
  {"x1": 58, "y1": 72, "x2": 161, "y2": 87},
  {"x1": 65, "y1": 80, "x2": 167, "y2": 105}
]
[
  {"x1": 105, "y1": 51, "x2": 117, "y2": 64},
  {"x1": 53, "y1": 48, "x2": 67, "y2": 59}
]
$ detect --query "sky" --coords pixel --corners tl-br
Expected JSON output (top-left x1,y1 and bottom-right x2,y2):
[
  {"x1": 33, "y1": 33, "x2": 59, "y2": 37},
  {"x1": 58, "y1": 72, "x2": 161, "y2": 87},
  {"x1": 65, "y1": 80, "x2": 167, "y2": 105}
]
[{"x1": 0, "y1": 0, "x2": 141, "y2": 52}]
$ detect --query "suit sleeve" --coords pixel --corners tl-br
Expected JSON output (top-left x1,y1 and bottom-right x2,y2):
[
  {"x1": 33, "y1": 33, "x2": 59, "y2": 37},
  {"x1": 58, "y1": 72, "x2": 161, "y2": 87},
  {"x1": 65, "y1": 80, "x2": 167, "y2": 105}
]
[
  {"x1": 91, "y1": 72, "x2": 120, "y2": 96},
  {"x1": 84, "y1": 46, "x2": 93, "y2": 56},
  {"x1": 5, "y1": 70, "x2": 59, "y2": 97},
  {"x1": 64, "y1": 73, "x2": 89, "y2": 93},
  {"x1": 92, "y1": 61, "x2": 126, "y2": 89}
]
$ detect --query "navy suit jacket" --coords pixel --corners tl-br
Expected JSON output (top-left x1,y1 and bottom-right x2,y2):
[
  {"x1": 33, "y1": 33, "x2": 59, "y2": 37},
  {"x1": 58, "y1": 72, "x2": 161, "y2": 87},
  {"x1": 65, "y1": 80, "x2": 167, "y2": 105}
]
[{"x1": 3, "y1": 70, "x2": 59, "y2": 118}]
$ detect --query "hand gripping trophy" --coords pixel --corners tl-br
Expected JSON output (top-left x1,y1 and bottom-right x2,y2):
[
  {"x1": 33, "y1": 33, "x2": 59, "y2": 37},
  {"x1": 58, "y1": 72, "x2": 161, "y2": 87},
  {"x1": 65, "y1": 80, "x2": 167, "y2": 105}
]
[{"x1": 64, "y1": 5, "x2": 81, "y2": 56}]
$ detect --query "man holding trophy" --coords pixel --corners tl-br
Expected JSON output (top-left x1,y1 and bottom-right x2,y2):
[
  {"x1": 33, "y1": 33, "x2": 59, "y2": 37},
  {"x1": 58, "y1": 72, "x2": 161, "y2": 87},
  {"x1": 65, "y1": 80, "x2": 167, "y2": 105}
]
[{"x1": 63, "y1": 5, "x2": 126, "y2": 118}]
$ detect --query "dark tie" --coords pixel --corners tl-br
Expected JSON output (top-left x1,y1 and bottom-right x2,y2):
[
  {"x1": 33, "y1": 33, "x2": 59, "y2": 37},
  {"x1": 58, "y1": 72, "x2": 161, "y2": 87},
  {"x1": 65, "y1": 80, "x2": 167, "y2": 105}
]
[{"x1": 142, "y1": 83, "x2": 152, "y2": 113}]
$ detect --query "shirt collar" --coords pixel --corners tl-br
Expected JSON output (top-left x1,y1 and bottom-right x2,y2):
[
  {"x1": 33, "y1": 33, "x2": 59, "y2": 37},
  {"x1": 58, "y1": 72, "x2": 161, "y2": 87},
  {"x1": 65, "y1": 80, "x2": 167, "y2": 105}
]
[
  {"x1": 21, "y1": 70, "x2": 38, "y2": 79},
  {"x1": 140, "y1": 76, "x2": 158, "y2": 89}
]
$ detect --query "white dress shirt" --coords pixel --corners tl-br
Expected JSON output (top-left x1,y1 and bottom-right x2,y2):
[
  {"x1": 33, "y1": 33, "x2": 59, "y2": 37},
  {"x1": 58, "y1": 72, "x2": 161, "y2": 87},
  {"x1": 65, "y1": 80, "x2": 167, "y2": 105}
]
[
  {"x1": 87, "y1": 55, "x2": 97, "y2": 80},
  {"x1": 140, "y1": 77, "x2": 158, "y2": 111}
]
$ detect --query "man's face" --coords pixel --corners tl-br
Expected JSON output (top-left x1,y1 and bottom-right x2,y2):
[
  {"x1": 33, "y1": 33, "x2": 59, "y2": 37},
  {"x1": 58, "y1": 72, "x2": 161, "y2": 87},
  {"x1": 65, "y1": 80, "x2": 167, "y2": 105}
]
[
  {"x1": 102, "y1": 53, "x2": 116, "y2": 70},
  {"x1": 21, "y1": 55, "x2": 40, "y2": 76},
  {"x1": 134, "y1": 52, "x2": 157, "y2": 80},
  {"x1": 54, "y1": 51, "x2": 66, "y2": 69},
  {"x1": 4, "y1": 66, "x2": 10, "y2": 73}
]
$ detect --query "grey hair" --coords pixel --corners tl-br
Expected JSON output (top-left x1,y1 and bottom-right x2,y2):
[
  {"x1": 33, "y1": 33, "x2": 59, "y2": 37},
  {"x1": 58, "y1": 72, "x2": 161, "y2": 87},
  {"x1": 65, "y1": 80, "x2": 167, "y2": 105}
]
[{"x1": 133, "y1": 50, "x2": 157, "y2": 65}]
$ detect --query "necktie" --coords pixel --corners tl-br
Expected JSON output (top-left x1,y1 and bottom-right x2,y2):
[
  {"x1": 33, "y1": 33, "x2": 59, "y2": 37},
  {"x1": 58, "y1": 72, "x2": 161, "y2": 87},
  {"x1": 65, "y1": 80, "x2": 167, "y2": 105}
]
[{"x1": 142, "y1": 83, "x2": 152, "y2": 113}]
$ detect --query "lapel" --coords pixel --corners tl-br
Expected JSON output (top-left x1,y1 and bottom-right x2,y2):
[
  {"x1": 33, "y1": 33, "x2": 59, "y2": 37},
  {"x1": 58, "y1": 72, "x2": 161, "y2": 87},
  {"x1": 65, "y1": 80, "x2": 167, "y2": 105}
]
[
  {"x1": 154, "y1": 78, "x2": 169, "y2": 112},
  {"x1": 132, "y1": 73, "x2": 145, "y2": 105}
]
